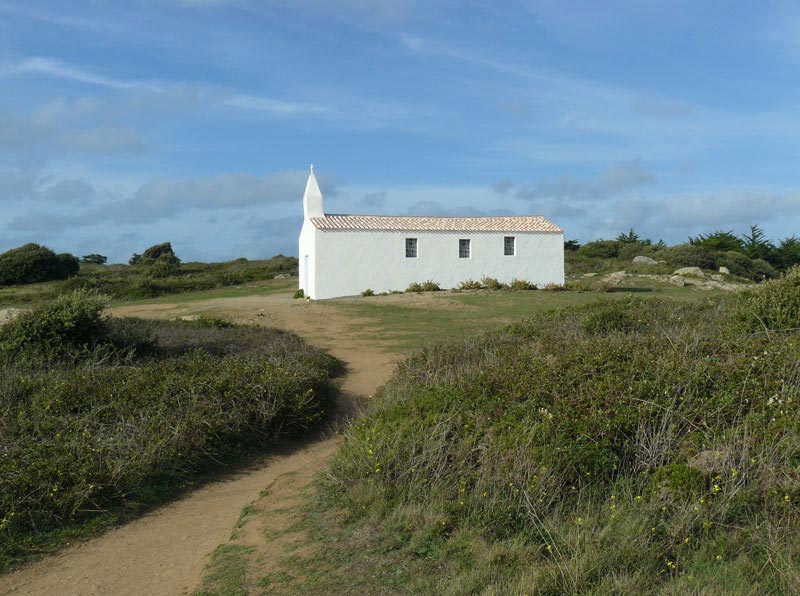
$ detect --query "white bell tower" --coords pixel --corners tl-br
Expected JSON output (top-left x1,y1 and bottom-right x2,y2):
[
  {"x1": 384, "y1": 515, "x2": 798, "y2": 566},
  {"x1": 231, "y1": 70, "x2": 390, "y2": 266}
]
[{"x1": 303, "y1": 164, "x2": 324, "y2": 219}]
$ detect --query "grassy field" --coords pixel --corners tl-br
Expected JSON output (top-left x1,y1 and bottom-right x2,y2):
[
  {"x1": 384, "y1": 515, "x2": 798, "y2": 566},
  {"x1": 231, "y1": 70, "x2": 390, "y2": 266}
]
[{"x1": 329, "y1": 285, "x2": 710, "y2": 350}]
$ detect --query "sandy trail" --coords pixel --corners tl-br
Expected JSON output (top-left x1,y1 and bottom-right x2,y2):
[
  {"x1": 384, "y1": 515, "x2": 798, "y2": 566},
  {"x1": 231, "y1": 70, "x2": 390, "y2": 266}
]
[{"x1": 0, "y1": 293, "x2": 398, "y2": 596}]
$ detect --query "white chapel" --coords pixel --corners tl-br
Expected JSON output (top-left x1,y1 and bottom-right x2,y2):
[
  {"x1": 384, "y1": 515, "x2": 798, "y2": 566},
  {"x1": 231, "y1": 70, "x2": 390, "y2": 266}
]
[{"x1": 298, "y1": 166, "x2": 564, "y2": 299}]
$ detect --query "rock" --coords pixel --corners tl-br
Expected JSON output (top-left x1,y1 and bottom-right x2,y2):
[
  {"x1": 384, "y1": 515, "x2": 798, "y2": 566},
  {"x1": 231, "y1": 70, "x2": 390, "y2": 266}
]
[
  {"x1": 0, "y1": 307, "x2": 23, "y2": 323},
  {"x1": 274, "y1": 273, "x2": 292, "y2": 279},
  {"x1": 673, "y1": 266, "x2": 705, "y2": 278},
  {"x1": 719, "y1": 266, "x2": 730, "y2": 275},
  {"x1": 669, "y1": 275, "x2": 686, "y2": 287},
  {"x1": 602, "y1": 271, "x2": 629, "y2": 284},
  {"x1": 710, "y1": 274, "x2": 724, "y2": 282},
  {"x1": 633, "y1": 256, "x2": 657, "y2": 265},
  {"x1": 177, "y1": 315, "x2": 201, "y2": 322},
  {"x1": 583, "y1": 272, "x2": 597, "y2": 277}
]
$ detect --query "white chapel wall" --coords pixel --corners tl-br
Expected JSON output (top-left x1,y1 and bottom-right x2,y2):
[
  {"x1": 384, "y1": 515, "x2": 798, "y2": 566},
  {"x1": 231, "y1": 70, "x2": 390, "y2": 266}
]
[{"x1": 310, "y1": 229, "x2": 564, "y2": 299}]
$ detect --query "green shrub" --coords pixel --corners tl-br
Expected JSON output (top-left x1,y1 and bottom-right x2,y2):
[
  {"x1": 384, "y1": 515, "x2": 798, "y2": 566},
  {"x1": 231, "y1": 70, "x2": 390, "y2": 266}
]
[
  {"x1": 508, "y1": 279, "x2": 536, "y2": 291},
  {"x1": 660, "y1": 243, "x2": 716, "y2": 269},
  {"x1": 618, "y1": 242, "x2": 659, "y2": 261},
  {"x1": 480, "y1": 277, "x2": 507, "y2": 290},
  {"x1": 0, "y1": 290, "x2": 108, "y2": 361},
  {"x1": 0, "y1": 244, "x2": 80, "y2": 286},
  {"x1": 735, "y1": 265, "x2": 800, "y2": 331},
  {"x1": 142, "y1": 242, "x2": 178, "y2": 262},
  {"x1": 750, "y1": 258, "x2": 777, "y2": 281},
  {"x1": 459, "y1": 280, "x2": 483, "y2": 290},
  {"x1": 293, "y1": 288, "x2": 305, "y2": 299},
  {"x1": 716, "y1": 251, "x2": 753, "y2": 278},
  {"x1": 578, "y1": 240, "x2": 622, "y2": 259},
  {"x1": 650, "y1": 463, "x2": 706, "y2": 498},
  {"x1": 361, "y1": 289, "x2": 375, "y2": 297},
  {"x1": 420, "y1": 280, "x2": 441, "y2": 292},
  {"x1": 147, "y1": 253, "x2": 181, "y2": 278}
]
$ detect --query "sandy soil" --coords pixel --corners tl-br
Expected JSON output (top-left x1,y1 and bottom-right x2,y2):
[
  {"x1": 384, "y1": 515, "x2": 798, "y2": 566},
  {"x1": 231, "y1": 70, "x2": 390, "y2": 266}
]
[{"x1": 0, "y1": 292, "x2": 399, "y2": 596}]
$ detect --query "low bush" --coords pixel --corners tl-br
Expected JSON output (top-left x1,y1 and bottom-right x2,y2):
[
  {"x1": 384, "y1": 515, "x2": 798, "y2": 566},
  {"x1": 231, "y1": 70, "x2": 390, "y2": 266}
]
[
  {"x1": 577, "y1": 240, "x2": 622, "y2": 259},
  {"x1": 361, "y1": 289, "x2": 375, "y2": 297},
  {"x1": 715, "y1": 250, "x2": 753, "y2": 278},
  {"x1": 508, "y1": 279, "x2": 536, "y2": 291},
  {"x1": 735, "y1": 265, "x2": 800, "y2": 331},
  {"x1": 480, "y1": 277, "x2": 507, "y2": 290},
  {"x1": 406, "y1": 281, "x2": 441, "y2": 293},
  {"x1": 750, "y1": 258, "x2": 778, "y2": 281},
  {"x1": 458, "y1": 280, "x2": 483, "y2": 290},
  {"x1": 0, "y1": 291, "x2": 339, "y2": 570},
  {"x1": 0, "y1": 290, "x2": 108, "y2": 361},
  {"x1": 659, "y1": 243, "x2": 716, "y2": 270},
  {"x1": 321, "y1": 282, "x2": 800, "y2": 592}
]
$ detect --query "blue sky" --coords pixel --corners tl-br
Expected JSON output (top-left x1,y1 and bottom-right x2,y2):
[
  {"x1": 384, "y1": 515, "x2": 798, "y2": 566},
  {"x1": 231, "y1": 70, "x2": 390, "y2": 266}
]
[{"x1": 1, "y1": 1, "x2": 799, "y2": 262}]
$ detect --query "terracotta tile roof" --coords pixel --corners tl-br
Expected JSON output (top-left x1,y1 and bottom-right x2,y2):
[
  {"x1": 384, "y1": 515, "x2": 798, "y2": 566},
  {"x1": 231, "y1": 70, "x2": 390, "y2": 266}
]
[{"x1": 310, "y1": 214, "x2": 563, "y2": 233}]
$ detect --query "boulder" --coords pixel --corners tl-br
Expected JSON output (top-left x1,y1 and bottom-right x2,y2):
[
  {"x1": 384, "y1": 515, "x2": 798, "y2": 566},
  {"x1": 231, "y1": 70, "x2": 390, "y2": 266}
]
[
  {"x1": 719, "y1": 266, "x2": 730, "y2": 275},
  {"x1": 633, "y1": 256, "x2": 657, "y2": 265},
  {"x1": 673, "y1": 266, "x2": 705, "y2": 278},
  {"x1": 710, "y1": 274, "x2": 725, "y2": 282},
  {"x1": 669, "y1": 275, "x2": 686, "y2": 287},
  {"x1": 0, "y1": 307, "x2": 23, "y2": 323},
  {"x1": 602, "y1": 271, "x2": 629, "y2": 284},
  {"x1": 274, "y1": 273, "x2": 292, "y2": 279}
]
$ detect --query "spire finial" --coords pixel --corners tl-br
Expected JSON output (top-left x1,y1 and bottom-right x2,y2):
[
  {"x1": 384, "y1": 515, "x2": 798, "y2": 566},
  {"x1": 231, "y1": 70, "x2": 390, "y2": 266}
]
[{"x1": 310, "y1": 163, "x2": 314, "y2": 174}]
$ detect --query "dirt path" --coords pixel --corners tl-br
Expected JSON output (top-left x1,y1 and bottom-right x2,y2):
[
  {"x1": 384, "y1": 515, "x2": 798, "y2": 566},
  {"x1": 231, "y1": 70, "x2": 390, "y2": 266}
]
[{"x1": 0, "y1": 293, "x2": 399, "y2": 596}]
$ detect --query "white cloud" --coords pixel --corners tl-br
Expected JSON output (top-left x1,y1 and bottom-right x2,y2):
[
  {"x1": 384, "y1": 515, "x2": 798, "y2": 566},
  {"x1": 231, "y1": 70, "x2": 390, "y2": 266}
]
[
  {"x1": 6, "y1": 169, "x2": 335, "y2": 231},
  {"x1": 224, "y1": 94, "x2": 330, "y2": 116},
  {"x1": 515, "y1": 161, "x2": 656, "y2": 201},
  {"x1": 0, "y1": 98, "x2": 147, "y2": 156},
  {"x1": 9, "y1": 57, "x2": 150, "y2": 90}
]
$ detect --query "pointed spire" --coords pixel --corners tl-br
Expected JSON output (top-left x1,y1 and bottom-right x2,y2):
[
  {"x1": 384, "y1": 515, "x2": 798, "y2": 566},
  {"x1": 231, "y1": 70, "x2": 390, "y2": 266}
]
[{"x1": 303, "y1": 164, "x2": 324, "y2": 219}]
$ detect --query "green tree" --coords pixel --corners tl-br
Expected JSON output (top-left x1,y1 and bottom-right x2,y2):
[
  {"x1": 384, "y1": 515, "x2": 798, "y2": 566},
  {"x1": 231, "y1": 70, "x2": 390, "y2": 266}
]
[
  {"x1": 616, "y1": 228, "x2": 647, "y2": 244},
  {"x1": 564, "y1": 239, "x2": 581, "y2": 251},
  {"x1": 740, "y1": 225, "x2": 776, "y2": 263},
  {"x1": 80, "y1": 254, "x2": 108, "y2": 265},
  {"x1": 775, "y1": 236, "x2": 800, "y2": 270},
  {"x1": 689, "y1": 230, "x2": 743, "y2": 253}
]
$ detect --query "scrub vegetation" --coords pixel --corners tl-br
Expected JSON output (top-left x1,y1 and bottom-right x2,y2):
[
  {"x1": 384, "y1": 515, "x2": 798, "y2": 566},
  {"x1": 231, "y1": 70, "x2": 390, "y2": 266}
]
[
  {"x1": 274, "y1": 266, "x2": 800, "y2": 594},
  {"x1": 0, "y1": 243, "x2": 79, "y2": 286},
  {"x1": 0, "y1": 290, "x2": 340, "y2": 571},
  {"x1": 566, "y1": 225, "x2": 800, "y2": 281},
  {"x1": 0, "y1": 251, "x2": 297, "y2": 306}
]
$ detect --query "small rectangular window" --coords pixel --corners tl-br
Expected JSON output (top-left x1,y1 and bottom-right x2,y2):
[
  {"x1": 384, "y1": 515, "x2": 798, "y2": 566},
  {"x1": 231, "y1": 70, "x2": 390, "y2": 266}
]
[
  {"x1": 405, "y1": 238, "x2": 417, "y2": 258},
  {"x1": 459, "y1": 239, "x2": 471, "y2": 258},
  {"x1": 504, "y1": 236, "x2": 515, "y2": 256}
]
